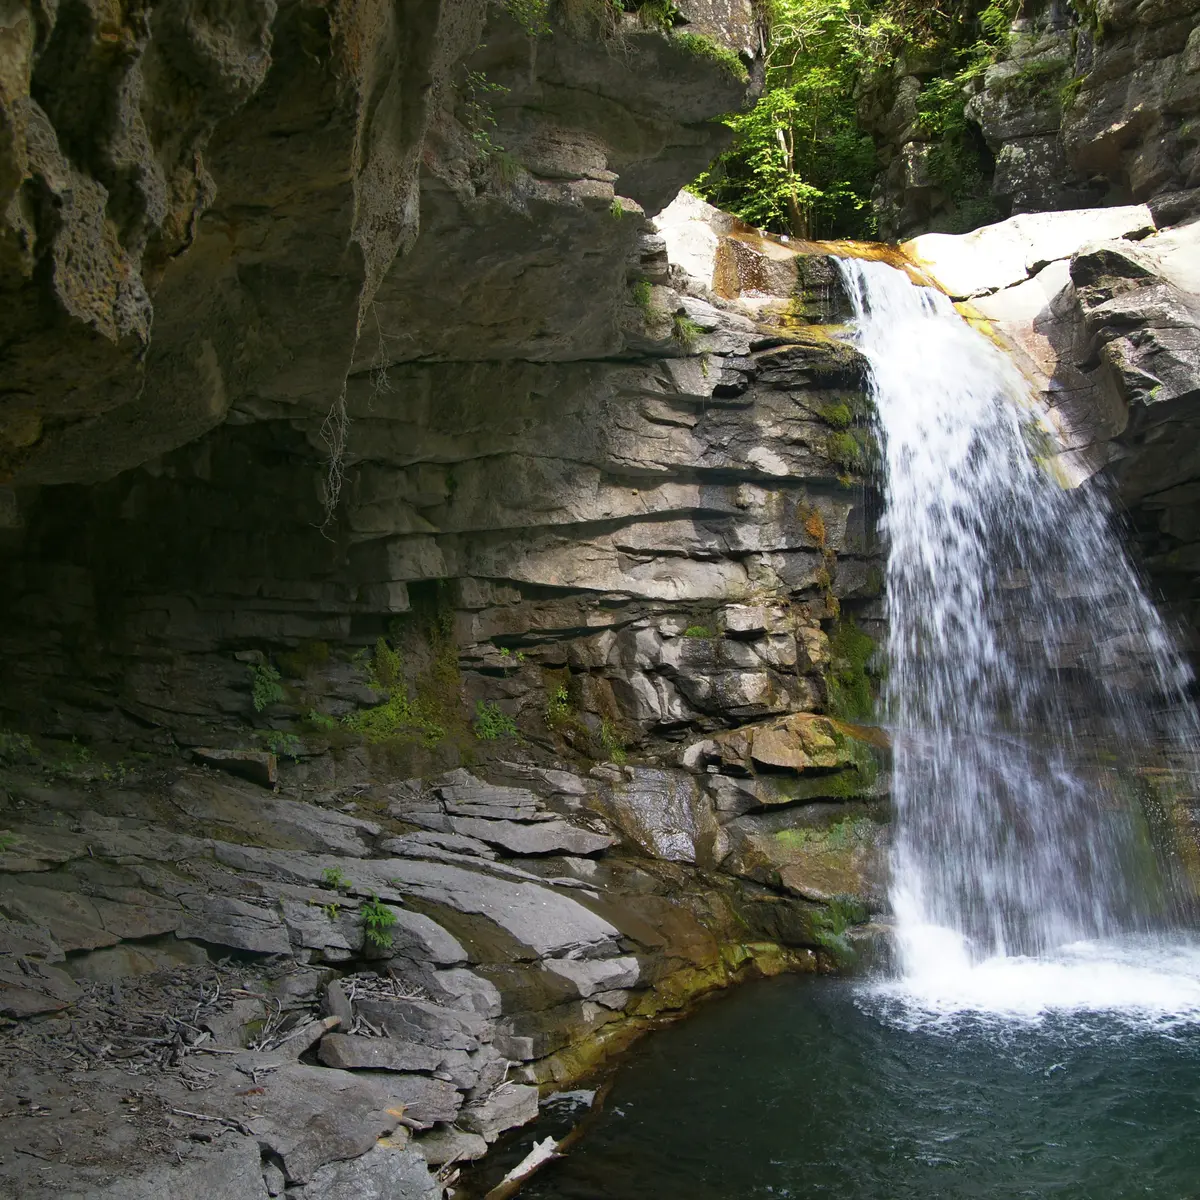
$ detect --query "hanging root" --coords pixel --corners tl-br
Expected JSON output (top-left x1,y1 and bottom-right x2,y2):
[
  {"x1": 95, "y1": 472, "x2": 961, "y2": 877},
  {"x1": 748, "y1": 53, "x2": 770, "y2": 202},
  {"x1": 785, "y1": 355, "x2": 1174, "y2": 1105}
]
[{"x1": 319, "y1": 382, "x2": 349, "y2": 531}]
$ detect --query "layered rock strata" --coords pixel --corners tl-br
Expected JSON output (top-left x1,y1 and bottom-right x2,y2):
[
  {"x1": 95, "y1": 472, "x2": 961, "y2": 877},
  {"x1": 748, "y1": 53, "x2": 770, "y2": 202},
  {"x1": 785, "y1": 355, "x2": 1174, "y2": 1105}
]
[{"x1": 0, "y1": 4, "x2": 891, "y2": 1195}]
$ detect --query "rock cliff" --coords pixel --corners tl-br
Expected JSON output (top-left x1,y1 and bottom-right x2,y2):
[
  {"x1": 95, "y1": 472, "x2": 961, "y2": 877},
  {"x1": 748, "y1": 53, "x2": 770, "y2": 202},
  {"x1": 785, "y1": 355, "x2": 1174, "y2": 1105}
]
[
  {"x1": 866, "y1": 0, "x2": 1200, "y2": 238},
  {"x1": 0, "y1": 5, "x2": 895, "y2": 1196}
]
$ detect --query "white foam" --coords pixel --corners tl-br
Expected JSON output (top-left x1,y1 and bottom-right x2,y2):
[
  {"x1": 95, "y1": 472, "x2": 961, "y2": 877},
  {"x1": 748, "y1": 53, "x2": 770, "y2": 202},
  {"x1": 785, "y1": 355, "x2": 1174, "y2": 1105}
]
[{"x1": 869, "y1": 927, "x2": 1200, "y2": 1030}]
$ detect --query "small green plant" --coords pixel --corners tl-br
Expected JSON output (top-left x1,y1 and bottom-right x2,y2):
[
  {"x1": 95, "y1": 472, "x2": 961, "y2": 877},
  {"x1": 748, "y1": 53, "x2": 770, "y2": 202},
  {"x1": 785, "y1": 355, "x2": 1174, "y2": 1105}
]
[
  {"x1": 1060, "y1": 73, "x2": 1087, "y2": 110},
  {"x1": 545, "y1": 684, "x2": 573, "y2": 730},
  {"x1": 825, "y1": 817, "x2": 875, "y2": 851},
  {"x1": 810, "y1": 895, "x2": 868, "y2": 965},
  {"x1": 361, "y1": 894, "x2": 396, "y2": 950},
  {"x1": 638, "y1": 0, "x2": 680, "y2": 31},
  {"x1": 307, "y1": 709, "x2": 339, "y2": 731},
  {"x1": 493, "y1": 148, "x2": 523, "y2": 185},
  {"x1": 0, "y1": 729, "x2": 37, "y2": 764},
  {"x1": 98, "y1": 761, "x2": 129, "y2": 784},
  {"x1": 474, "y1": 700, "x2": 519, "y2": 741},
  {"x1": 0, "y1": 832, "x2": 18, "y2": 853},
  {"x1": 993, "y1": 57, "x2": 1069, "y2": 104},
  {"x1": 343, "y1": 692, "x2": 445, "y2": 747},
  {"x1": 631, "y1": 279, "x2": 653, "y2": 314},
  {"x1": 683, "y1": 625, "x2": 715, "y2": 639},
  {"x1": 259, "y1": 731, "x2": 303, "y2": 759},
  {"x1": 462, "y1": 69, "x2": 510, "y2": 155},
  {"x1": 609, "y1": 197, "x2": 625, "y2": 220},
  {"x1": 505, "y1": 0, "x2": 551, "y2": 36},
  {"x1": 599, "y1": 719, "x2": 627, "y2": 765},
  {"x1": 322, "y1": 866, "x2": 353, "y2": 891},
  {"x1": 672, "y1": 312, "x2": 704, "y2": 350},
  {"x1": 322, "y1": 901, "x2": 341, "y2": 921},
  {"x1": 366, "y1": 636, "x2": 403, "y2": 691},
  {"x1": 674, "y1": 32, "x2": 749, "y2": 82},
  {"x1": 775, "y1": 827, "x2": 817, "y2": 849},
  {"x1": 251, "y1": 663, "x2": 285, "y2": 712}
]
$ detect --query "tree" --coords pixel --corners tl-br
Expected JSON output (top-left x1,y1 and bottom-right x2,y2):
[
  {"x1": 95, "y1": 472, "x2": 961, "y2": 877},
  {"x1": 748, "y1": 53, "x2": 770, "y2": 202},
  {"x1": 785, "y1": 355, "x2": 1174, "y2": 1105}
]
[{"x1": 694, "y1": 0, "x2": 1017, "y2": 240}]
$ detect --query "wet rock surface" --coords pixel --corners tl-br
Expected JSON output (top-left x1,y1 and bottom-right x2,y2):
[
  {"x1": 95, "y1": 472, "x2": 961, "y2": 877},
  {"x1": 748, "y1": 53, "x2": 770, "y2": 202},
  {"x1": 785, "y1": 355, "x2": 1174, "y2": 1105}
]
[{"x1": 908, "y1": 202, "x2": 1200, "y2": 664}]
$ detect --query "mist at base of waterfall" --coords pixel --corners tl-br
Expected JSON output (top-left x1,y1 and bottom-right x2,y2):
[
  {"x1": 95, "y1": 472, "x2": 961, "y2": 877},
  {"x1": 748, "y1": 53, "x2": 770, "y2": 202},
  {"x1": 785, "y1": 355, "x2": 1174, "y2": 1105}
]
[
  {"x1": 872, "y1": 924, "x2": 1200, "y2": 1030},
  {"x1": 506, "y1": 975, "x2": 1200, "y2": 1200}
]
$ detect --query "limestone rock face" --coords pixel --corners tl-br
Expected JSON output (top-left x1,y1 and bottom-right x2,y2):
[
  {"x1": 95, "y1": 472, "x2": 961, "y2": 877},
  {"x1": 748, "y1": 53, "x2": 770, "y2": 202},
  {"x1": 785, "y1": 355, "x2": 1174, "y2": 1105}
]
[
  {"x1": 0, "y1": 8, "x2": 898, "y2": 1198},
  {"x1": 865, "y1": 0, "x2": 1200, "y2": 238}
]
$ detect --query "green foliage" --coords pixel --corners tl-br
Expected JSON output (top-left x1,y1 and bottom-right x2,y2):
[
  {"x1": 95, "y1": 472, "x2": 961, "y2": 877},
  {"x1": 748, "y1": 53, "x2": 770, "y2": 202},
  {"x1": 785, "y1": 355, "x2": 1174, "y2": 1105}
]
[
  {"x1": 683, "y1": 625, "x2": 715, "y2": 638},
  {"x1": 674, "y1": 32, "x2": 749, "y2": 81},
  {"x1": 367, "y1": 636, "x2": 403, "y2": 691},
  {"x1": 474, "y1": 700, "x2": 519, "y2": 741},
  {"x1": 0, "y1": 831, "x2": 17, "y2": 853},
  {"x1": 825, "y1": 616, "x2": 877, "y2": 720},
  {"x1": 341, "y1": 583, "x2": 462, "y2": 749},
  {"x1": 810, "y1": 894, "x2": 869, "y2": 964},
  {"x1": 1060, "y1": 72, "x2": 1087, "y2": 111},
  {"x1": 776, "y1": 817, "x2": 874, "y2": 851},
  {"x1": 361, "y1": 894, "x2": 396, "y2": 950},
  {"x1": 545, "y1": 684, "x2": 573, "y2": 730},
  {"x1": 0, "y1": 729, "x2": 37, "y2": 764},
  {"x1": 695, "y1": 0, "x2": 1016, "y2": 239},
  {"x1": 609, "y1": 197, "x2": 625, "y2": 220},
  {"x1": 673, "y1": 313, "x2": 704, "y2": 349},
  {"x1": 992, "y1": 56, "x2": 1068, "y2": 103},
  {"x1": 504, "y1": 0, "x2": 552, "y2": 36},
  {"x1": 343, "y1": 692, "x2": 445, "y2": 747},
  {"x1": 306, "y1": 709, "x2": 339, "y2": 731},
  {"x1": 825, "y1": 816, "x2": 875, "y2": 850},
  {"x1": 462, "y1": 69, "x2": 510, "y2": 155},
  {"x1": 251, "y1": 663, "x2": 285, "y2": 713},
  {"x1": 259, "y1": 731, "x2": 303, "y2": 759},
  {"x1": 638, "y1": 0, "x2": 680, "y2": 31},
  {"x1": 322, "y1": 866, "x2": 352, "y2": 891},
  {"x1": 631, "y1": 279, "x2": 653, "y2": 313},
  {"x1": 600, "y1": 719, "x2": 628, "y2": 765}
]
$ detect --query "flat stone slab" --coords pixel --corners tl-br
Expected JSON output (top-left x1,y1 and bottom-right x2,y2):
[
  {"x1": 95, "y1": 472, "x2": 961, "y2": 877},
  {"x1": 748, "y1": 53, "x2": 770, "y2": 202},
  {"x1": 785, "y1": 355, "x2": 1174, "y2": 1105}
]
[
  {"x1": 904, "y1": 205, "x2": 1155, "y2": 299},
  {"x1": 355, "y1": 997, "x2": 491, "y2": 1052},
  {"x1": 447, "y1": 816, "x2": 616, "y2": 856},
  {"x1": 191, "y1": 747, "x2": 277, "y2": 789},
  {"x1": 359, "y1": 1073, "x2": 463, "y2": 1129},
  {"x1": 288, "y1": 1144, "x2": 439, "y2": 1200},
  {"x1": 417, "y1": 1126, "x2": 489, "y2": 1165},
  {"x1": 317, "y1": 1033, "x2": 444, "y2": 1073},
  {"x1": 459, "y1": 1083, "x2": 540, "y2": 1142}
]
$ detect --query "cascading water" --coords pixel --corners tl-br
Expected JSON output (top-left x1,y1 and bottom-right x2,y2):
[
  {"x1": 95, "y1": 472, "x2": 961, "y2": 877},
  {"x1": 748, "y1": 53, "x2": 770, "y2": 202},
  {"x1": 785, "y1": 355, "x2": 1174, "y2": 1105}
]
[{"x1": 837, "y1": 257, "x2": 1200, "y2": 1022}]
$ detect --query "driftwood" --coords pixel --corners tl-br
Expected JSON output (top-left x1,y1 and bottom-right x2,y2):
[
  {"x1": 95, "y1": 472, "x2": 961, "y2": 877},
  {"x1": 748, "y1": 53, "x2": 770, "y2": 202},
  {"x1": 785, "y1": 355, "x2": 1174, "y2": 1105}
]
[
  {"x1": 481, "y1": 1078, "x2": 615, "y2": 1200},
  {"x1": 483, "y1": 1138, "x2": 560, "y2": 1200}
]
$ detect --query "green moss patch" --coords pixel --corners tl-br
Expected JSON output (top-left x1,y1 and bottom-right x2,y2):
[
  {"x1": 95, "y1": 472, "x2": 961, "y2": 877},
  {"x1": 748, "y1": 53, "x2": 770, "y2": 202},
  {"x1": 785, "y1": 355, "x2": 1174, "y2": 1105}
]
[{"x1": 824, "y1": 617, "x2": 877, "y2": 721}]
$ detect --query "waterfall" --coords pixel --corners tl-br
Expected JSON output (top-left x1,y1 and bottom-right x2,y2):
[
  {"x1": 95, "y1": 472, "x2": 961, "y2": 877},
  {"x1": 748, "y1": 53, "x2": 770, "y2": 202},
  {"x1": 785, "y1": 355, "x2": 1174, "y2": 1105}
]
[{"x1": 837, "y1": 258, "x2": 1200, "y2": 1021}]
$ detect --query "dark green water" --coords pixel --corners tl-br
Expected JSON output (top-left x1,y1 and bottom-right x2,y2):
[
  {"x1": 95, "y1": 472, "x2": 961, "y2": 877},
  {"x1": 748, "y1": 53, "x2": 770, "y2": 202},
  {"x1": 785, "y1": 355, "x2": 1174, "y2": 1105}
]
[{"x1": 511, "y1": 975, "x2": 1200, "y2": 1200}]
